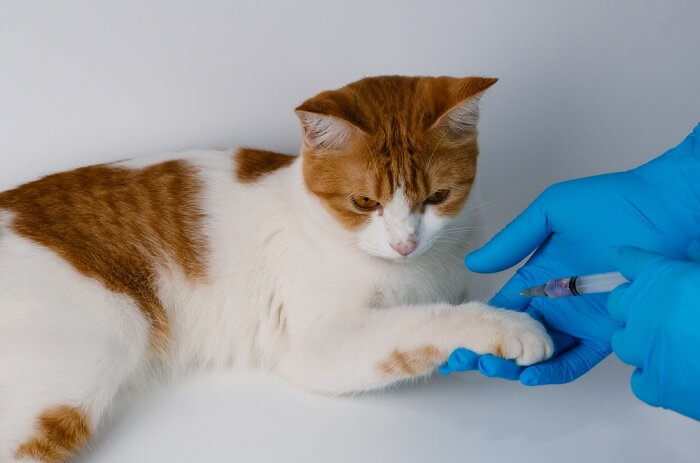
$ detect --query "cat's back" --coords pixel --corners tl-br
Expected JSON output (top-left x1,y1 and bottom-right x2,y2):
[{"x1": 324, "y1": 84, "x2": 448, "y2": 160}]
[
  {"x1": 0, "y1": 148, "x2": 301, "y2": 352},
  {"x1": 0, "y1": 151, "x2": 229, "y2": 349},
  {"x1": 0, "y1": 149, "x2": 266, "y2": 275},
  {"x1": 0, "y1": 155, "x2": 210, "y2": 279},
  {"x1": 0, "y1": 158, "x2": 207, "y2": 265}
]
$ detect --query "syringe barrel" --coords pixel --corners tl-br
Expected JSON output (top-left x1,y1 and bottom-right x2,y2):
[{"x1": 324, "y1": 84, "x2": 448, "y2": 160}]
[{"x1": 573, "y1": 271, "x2": 629, "y2": 294}]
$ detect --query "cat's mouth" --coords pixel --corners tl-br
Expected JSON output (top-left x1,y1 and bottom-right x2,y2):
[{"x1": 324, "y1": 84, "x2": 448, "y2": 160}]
[{"x1": 359, "y1": 242, "x2": 430, "y2": 263}]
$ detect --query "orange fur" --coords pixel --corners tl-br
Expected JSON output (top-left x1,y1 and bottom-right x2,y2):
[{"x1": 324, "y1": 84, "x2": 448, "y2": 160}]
[
  {"x1": 378, "y1": 345, "x2": 446, "y2": 377},
  {"x1": 0, "y1": 161, "x2": 208, "y2": 353},
  {"x1": 297, "y1": 76, "x2": 497, "y2": 230},
  {"x1": 15, "y1": 406, "x2": 91, "y2": 463},
  {"x1": 494, "y1": 342, "x2": 505, "y2": 359},
  {"x1": 235, "y1": 148, "x2": 296, "y2": 183}
]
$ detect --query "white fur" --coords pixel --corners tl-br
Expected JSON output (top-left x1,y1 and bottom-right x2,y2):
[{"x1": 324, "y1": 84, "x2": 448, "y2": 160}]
[
  {"x1": 0, "y1": 150, "x2": 552, "y2": 461},
  {"x1": 356, "y1": 184, "x2": 448, "y2": 260},
  {"x1": 0, "y1": 216, "x2": 150, "y2": 461}
]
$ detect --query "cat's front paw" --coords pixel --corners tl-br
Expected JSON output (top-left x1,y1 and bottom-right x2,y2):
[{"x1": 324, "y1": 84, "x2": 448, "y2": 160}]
[{"x1": 486, "y1": 308, "x2": 554, "y2": 366}]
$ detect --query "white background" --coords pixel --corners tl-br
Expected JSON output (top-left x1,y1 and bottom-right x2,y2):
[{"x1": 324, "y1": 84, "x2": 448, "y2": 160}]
[{"x1": 1, "y1": 1, "x2": 699, "y2": 462}]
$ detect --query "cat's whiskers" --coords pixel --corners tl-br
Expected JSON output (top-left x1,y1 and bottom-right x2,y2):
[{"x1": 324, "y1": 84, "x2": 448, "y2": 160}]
[
  {"x1": 441, "y1": 226, "x2": 486, "y2": 232},
  {"x1": 459, "y1": 198, "x2": 500, "y2": 218},
  {"x1": 434, "y1": 238, "x2": 466, "y2": 246}
]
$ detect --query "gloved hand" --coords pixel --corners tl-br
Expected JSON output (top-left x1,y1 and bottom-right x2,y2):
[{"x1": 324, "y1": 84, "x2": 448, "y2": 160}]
[
  {"x1": 441, "y1": 122, "x2": 700, "y2": 385},
  {"x1": 608, "y1": 244, "x2": 700, "y2": 420}
]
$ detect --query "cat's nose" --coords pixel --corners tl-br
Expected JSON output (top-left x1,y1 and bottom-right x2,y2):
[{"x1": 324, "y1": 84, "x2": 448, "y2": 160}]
[{"x1": 391, "y1": 237, "x2": 417, "y2": 256}]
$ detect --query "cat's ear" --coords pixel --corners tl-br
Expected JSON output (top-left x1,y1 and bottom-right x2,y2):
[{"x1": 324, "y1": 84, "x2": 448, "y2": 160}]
[
  {"x1": 295, "y1": 110, "x2": 361, "y2": 151},
  {"x1": 430, "y1": 77, "x2": 498, "y2": 141}
]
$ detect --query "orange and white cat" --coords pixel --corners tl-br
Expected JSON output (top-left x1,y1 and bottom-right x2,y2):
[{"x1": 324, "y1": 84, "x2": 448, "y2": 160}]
[{"x1": 0, "y1": 76, "x2": 552, "y2": 462}]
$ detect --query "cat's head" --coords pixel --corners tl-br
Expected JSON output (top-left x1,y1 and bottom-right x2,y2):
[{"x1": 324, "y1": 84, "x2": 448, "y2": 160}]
[{"x1": 296, "y1": 75, "x2": 497, "y2": 261}]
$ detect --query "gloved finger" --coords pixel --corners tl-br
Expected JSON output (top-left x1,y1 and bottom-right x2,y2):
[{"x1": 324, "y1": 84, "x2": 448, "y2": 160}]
[
  {"x1": 613, "y1": 246, "x2": 665, "y2": 281},
  {"x1": 519, "y1": 341, "x2": 610, "y2": 385},
  {"x1": 477, "y1": 355, "x2": 523, "y2": 380},
  {"x1": 607, "y1": 283, "x2": 631, "y2": 323},
  {"x1": 630, "y1": 368, "x2": 661, "y2": 407},
  {"x1": 611, "y1": 329, "x2": 644, "y2": 368},
  {"x1": 686, "y1": 239, "x2": 700, "y2": 263},
  {"x1": 465, "y1": 196, "x2": 551, "y2": 273},
  {"x1": 548, "y1": 329, "x2": 578, "y2": 353},
  {"x1": 439, "y1": 348, "x2": 480, "y2": 375}
]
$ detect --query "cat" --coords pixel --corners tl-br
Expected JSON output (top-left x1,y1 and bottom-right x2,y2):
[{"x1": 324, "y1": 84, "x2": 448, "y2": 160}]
[{"x1": 0, "y1": 75, "x2": 553, "y2": 463}]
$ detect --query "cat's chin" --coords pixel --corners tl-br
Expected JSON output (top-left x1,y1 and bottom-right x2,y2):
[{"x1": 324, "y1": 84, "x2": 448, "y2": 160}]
[
  {"x1": 360, "y1": 247, "x2": 429, "y2": 263},
  {"x1": 388, "y1": 255, "x2": 419, "y2": 264}
]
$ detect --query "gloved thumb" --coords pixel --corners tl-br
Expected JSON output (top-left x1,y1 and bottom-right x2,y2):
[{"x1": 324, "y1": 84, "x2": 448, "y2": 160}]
[
  {"x1": 613, "y1": 246, "x2": 665, "y2": 281},
  {"x1": 466, "y1": 195, "x2": 551, "y2": 273}
]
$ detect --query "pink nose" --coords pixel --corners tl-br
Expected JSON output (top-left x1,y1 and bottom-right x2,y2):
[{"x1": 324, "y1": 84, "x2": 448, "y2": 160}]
[{"x1": 391, "y1": 238, "x2": 417, "y2": 256}]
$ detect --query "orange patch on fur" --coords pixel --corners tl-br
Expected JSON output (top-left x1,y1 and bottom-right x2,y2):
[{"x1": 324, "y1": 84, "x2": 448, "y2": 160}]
[
  {"x1": 235, "y1": 148, "x2": 296, "y2": 183},
  {"x1": 0, "y1": 160, "x2": 207, "y2": 353},
  {"x1": 378, "y1": 345, "x2": 446, "y2": 376},
  {"x1": 494, "y1": 341, "x2": 505, "y2": 359},
  {"x1": 15, "y1": 405, "x2": 92, "y2": 463},
  {"x1": 297, "y1": 75, "x2": 496, "y2": 231}
]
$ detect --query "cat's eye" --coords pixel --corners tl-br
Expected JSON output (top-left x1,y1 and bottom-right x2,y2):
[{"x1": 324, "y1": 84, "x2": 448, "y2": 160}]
[
  {"x1": 351, "y1": 195, "x2": 380, "y2": 211},
  {"x1": 425, "y1": 189, "x2": 450, "y2": 205}
]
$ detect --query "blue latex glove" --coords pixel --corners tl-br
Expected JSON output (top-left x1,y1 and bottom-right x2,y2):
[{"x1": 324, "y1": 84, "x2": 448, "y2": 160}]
[
  {"x1": 608, "y1": 244, "x2": 700, "y2": 420},
  {"x1": 441, "y1": 122, "x2": 700, "y2": 385}
]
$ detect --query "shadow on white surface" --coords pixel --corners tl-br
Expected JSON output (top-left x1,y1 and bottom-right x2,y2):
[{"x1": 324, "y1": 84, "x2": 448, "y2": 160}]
[{"x1": 74, "y1": 356, "x2": 698, "y2": 463}]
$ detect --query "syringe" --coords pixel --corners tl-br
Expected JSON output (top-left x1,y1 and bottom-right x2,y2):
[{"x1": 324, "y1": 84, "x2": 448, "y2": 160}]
[{"x1": 520, "y1": 271, "x2": 629, "y2": 298}]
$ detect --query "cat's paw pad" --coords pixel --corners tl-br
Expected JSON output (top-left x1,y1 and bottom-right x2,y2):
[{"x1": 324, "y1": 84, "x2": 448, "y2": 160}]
[{"x1": 492, "y1": 311, "x2": 554, "y2": 366}]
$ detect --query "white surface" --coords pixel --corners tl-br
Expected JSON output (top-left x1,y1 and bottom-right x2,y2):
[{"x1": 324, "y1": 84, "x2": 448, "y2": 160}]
[
  {"x1": 73, "y1": 358, "x2": 697, "y2": 463},
  {"x1": 1, "y1": 1, "x2": 699, "y2": 462}
]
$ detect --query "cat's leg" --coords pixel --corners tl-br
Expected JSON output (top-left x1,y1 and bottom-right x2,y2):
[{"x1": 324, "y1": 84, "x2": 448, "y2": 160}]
[
  {"x1": 278, "y1": 302, "x2": 553, "y2": 394},
  {"x1": 0, "y1": 293, "x2": 149, "y2": 463},
  {"x1": 0, "y1": 238, "x2": 150, "y2": 462}
]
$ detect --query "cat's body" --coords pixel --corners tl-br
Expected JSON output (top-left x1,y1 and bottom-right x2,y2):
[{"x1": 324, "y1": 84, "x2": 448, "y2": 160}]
[{"x1": 0, "y1": 76, "x2": 552, "y2": 462}]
